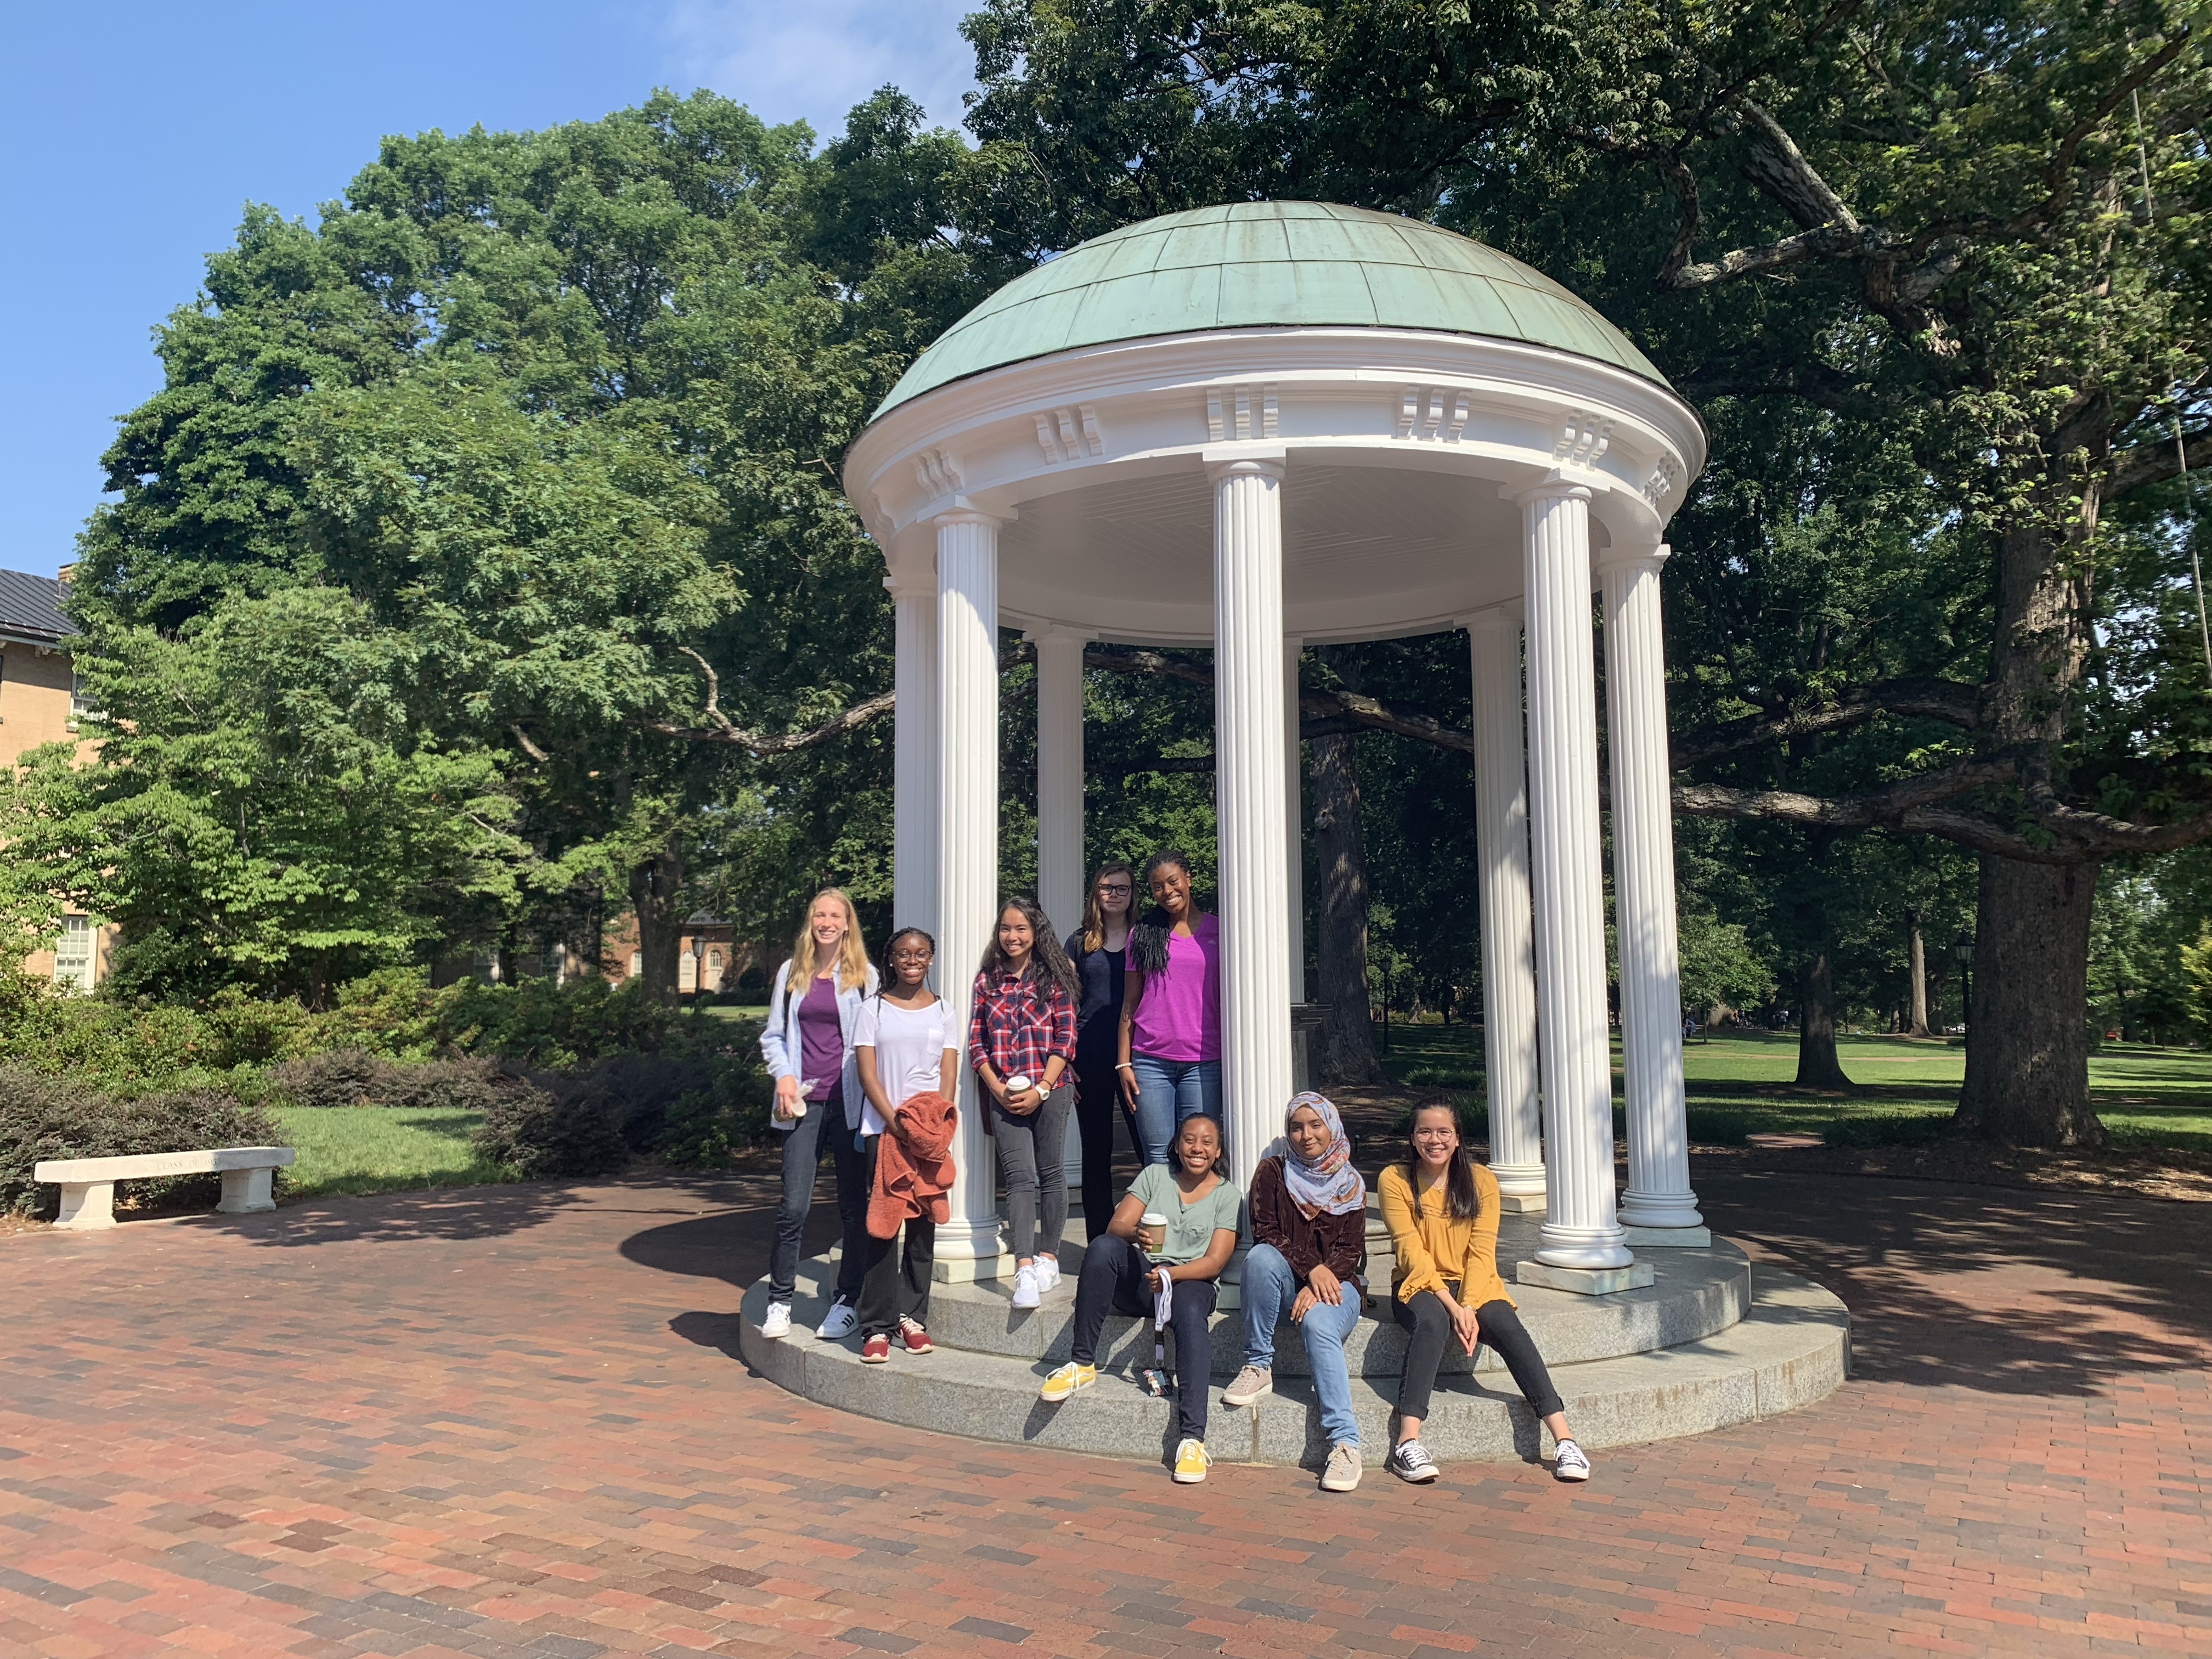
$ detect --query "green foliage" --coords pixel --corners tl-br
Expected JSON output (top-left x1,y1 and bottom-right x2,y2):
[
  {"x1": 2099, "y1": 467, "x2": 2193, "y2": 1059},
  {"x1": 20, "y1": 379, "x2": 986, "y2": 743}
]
[
  {"x1": 1, "y1": 1071, "x2": 284, "y2": 1217},
  {"x1": 469, "y1": 1082, "x2": 623, "y2": 1181},
  {"x1": 1825, "y1": 1113, "x2": 1953, "y2": 1149},
  {"x1": 1677, "y1": 907, "x2": 1776, "y2": 1020}
]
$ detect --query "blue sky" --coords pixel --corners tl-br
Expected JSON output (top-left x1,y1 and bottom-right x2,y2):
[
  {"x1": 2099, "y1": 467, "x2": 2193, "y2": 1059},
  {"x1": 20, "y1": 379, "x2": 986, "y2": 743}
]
[{"x1": 1, "y1": 0, "x2": 978, "y2": 579}]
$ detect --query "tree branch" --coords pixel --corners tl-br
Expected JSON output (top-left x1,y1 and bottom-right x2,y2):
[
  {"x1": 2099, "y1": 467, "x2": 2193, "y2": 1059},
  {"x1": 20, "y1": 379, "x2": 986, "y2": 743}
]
[
  {"x1": 1672, "y1": 758, "x2": 2021, "y2": 829},
  {"x1": 2106, "y1": 425, "x2": 2212, "y2": 497},
  {"x1": 1670, "y1": 676, "x2": 1985, "y2": 767}
]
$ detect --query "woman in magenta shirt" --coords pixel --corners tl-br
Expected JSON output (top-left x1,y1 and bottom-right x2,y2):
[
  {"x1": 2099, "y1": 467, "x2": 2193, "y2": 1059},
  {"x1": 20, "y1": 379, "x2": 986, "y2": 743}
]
[{"x1": 1115, "y1": 849, "x2": 1222, "y2": 1165}]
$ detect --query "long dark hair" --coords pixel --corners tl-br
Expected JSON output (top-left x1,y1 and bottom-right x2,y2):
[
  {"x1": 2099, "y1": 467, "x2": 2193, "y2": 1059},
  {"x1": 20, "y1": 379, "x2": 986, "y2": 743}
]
[
  {"x1": 1404, "y1": 1097, "x2": 1481, "y2": 1221},
  {"x1": 978, "y1": 895, "x2": 1080, "y2": 1001},
  {"x1": 877, "y1": 926, "x2": 935, "y2": 996},
  {"x1": 1129, "y1": 848, "x2": 1196, "y2": 974}
]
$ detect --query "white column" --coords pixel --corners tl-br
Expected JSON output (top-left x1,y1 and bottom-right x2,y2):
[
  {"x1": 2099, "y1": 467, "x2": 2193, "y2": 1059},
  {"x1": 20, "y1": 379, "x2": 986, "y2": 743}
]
[
  {"x1": 1031, "y1": 628, "x2": 1087, "y2": 941},
  {"x1": 889, "y1": 574, "x2": 938, "y2": 951},
  {"x1": 1030, "y1": 625, "x2": 1088, "y2": 1194},
  {"x1": 1285, "y1": 637, "x2": 1306, "y2": 1005},
  {"x1": 1468, "y1": 605, "x2": 1545, "y2": 1213},
  {"x1": 1603, "y1": 548, "x2": 1704, "y2": 1235},
  {"x1": 1517, "y1": 483, "x2": 1633, "y2": 1274},
  {"x1": 933, "y1": 511, "x2": 1006, "y2": 1280},
  {"x1": 1210, "y1": 456, "x2": 1293, "y2": 1188}
]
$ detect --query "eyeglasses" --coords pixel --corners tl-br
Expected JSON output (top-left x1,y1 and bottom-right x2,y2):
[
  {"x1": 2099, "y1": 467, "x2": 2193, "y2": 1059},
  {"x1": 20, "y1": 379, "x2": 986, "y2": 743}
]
[{"x1": 1096, "y1": 882, "x2": 1132, "y2": 894}]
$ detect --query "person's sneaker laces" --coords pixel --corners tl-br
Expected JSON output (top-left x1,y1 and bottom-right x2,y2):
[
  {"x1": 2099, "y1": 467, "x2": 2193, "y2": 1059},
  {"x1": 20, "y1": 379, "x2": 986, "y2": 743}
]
[
  {"x1": 759, "y1": 1301, "x2": 792, "y2": 1340},
  {"x1": 1222, "y1": 1365, "x2": 1274, "y2": 1408},
  {"x1": 897, "y1": 1317, "x2": 933, "y2": 1354},
  {"x1": 1038, "y1": 1362, "x2": 1095, "y2": 1402},
  {"x1": 1172, "y1": 1438, "x2": 1212, "y2": 1483},
  {"x1": 1011, "y1": 1266, "x2": 1041, "y2": 1310},
  {"x1": 1032, "y1": 1253, "x2": 1061, "y2": 1292},
  {"x1": 1321, "y1": 1442, "x2": 1363, "y2": 1492},
  {"x1": 817, "y1": 1298, "x2": 859, "y2": 1340},
  {"x1": 1389, "y1": 1438, "x2": 1440, "y2": 1483},
  {"x1": 859, "y1": 1333, "x2": 890, "y2": 1364},
  {"x1": 1553, "y1": 1438, "x2": 1592, "y2": 1481}
]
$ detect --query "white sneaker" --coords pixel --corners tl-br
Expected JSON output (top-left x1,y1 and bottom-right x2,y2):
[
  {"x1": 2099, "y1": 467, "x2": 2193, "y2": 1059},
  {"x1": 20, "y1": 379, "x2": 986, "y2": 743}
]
[
  {"x1": 1321, "y1": 1442, "x2": 1363, "y2": 1492},
  {"x1": 817, "y1": 1298, "x2": 859, "y2": 1340},
  {"x1": 1011, "y1": 1266, "x2": 1041, "y2": 1310},
  {"x1": 1033, "y1": 1253, "x2": 1061, "y2": 1293},
  {"x1": 1222, "y1": 1365, "x2": 1273, "y2": 1408},
  {"x1": 759, "y1": 1301, "x2": 792, "y2": 1340},
  {"x1": 1553, "y1": 1438, "x2": 1592, "y2": 1481}
]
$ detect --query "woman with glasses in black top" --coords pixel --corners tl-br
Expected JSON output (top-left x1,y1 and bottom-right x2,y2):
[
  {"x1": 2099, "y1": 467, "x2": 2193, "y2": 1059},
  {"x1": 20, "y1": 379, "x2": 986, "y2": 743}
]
[{"x1": 1064, "y1": 860, "x2": 1138, "y2": 1240}]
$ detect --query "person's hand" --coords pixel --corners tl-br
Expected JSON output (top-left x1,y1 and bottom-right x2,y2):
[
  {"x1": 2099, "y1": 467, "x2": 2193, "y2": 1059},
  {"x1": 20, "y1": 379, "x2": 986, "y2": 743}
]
[
  {"x1": 1005, "y1": 1085, "x2": 1039, "y2": 1115},
  {"x1": 887, "y1": 1111, "x2": 914, "y2": 1144},
  {"x1": 1308, "y1": 1263, "x2": 1343, "y2": 1307},
  {"x1": 1135, "y1": 1218, "x2": 1163, "y2": 1254},
  {"x1": 774, "y1": 1075, "x2": 802, "y2": 1120},
  {"x1": 1117, "y1": 1064, "x2": 1139, "y2": 1109},
  {"x1": 1450, "y1": 1303, "x2": 1481, "y2": 1356},
  {"x1": 1290, "y1": 1287, "x2": 1318, "y2": 1323},
  {"x1": 1145, "y1": 1265, "x2": 1167, "y2": 1295}
]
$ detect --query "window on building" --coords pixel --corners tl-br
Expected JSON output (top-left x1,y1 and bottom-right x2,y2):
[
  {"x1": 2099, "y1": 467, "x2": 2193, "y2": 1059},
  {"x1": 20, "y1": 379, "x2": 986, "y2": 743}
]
[
  {"x1": 53, "y1": 916, "x2": 94, "y2": 994},
  {"x1": 69, "y1": 667, "x2": 101, "y2": 729},
  {"x1": 628, "y1": 950, "x2": 642, "y2": 978}
]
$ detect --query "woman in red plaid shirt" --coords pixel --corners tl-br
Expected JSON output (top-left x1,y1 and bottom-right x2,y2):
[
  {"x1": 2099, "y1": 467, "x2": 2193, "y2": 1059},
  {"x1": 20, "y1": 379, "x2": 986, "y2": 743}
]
[{"x1": 969, "y1": 895, "x2": 1080, "y2": 1311}]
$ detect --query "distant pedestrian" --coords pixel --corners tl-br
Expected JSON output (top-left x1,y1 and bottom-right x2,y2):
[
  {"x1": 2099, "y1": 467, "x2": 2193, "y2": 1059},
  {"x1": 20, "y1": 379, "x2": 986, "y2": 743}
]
[
  {"x1": 969, "y1": 896, "x2": 1079, "y2": 1311},
  {"x1": 1223, "y1": 1092, "x2": 1369, "y2": 1491},
  {"x1": 1379, "y1": 1097, "x2": 1590, "y2": 1485},
  {"x1": 851, "y1": 927, "x2": 961, "y2": 1364},
  {"x1": 758, "y1": 888, "x2": 877, "y2": 1342},
  {"x1": 1066, "y1": 860, "x2": 1139, "y2": 1239},
  {"x1": 1117, "y1": 850, "x2": 1222, "y2": 1164},
  {"x1": 1039, "y1": 1114, "x2": 1242, "y2": 1485}
]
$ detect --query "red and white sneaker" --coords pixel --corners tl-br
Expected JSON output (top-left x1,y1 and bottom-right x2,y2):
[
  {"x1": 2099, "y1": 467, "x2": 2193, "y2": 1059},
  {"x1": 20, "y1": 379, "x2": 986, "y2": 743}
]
[
  {"x1": 860, "y1": 1334, "x2": 891, "y2": 1364},
  {"x1": 897, "y1": 1318, "x2": 934, "y2": 1355}
]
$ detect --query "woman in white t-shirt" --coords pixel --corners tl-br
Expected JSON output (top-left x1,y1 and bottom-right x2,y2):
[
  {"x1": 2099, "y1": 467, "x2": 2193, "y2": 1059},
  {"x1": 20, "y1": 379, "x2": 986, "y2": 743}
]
[{"x1": 851, "y1": 927, "x2": 962, "y2": 1361}]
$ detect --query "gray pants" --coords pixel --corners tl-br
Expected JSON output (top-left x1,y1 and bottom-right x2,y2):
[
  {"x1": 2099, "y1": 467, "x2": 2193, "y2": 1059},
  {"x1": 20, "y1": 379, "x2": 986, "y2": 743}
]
[{"x1": 993, "y1": 1090, "x2": 1070, "y2": 1265}]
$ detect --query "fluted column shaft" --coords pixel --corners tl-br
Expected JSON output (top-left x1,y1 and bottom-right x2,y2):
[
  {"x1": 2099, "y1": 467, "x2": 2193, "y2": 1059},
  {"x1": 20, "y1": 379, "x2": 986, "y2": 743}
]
[
  {"x1": 889, "y1": 576, "x2": 939, "y2": 951},
  {"x1": 1468, "y1": 605, "x2": 1545, "y2": 1206},
  {"x1": 1211, "y1": 458, "x2": 1293, "y2": 1189},
  {"x1": 1520, "y1": 484, "x2": 1632, "y2": 1270},
  {"x1": 1603, "y1": 550, "x2": 1702, "y2": 1230},
  {"x1": 1285, "y1": 637, "x2": 1307, "y2": 1007},
  {"x1": 934, "y1": 512, "x2": 1004, "y2": 1277},
  {"x1": 1032, "y1": 629, "x2": 1087, "y2": 942}
]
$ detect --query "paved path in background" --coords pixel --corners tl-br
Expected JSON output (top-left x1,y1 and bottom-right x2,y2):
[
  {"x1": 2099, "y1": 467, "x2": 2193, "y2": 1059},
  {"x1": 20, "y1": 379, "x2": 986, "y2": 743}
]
[{"x1": 2, "y1": 1165, "x2": 2209, "y2": 1659}]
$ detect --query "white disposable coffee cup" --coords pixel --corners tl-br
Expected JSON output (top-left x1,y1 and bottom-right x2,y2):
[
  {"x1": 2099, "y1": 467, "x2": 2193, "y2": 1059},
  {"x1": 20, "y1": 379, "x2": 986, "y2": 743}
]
[
  {"x1": 1139, "y1": 1210, "x2": 1167, "y2": 1248},
  {"x1": 1007, "y1": 1074, "x2": 1032, "y2": 1093}
]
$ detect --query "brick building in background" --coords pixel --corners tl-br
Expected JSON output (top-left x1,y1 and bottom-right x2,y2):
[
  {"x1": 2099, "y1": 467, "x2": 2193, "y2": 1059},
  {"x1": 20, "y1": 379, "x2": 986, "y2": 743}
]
[{"x1": 1, "y1": 568, "x2": 112, "y2": 991}]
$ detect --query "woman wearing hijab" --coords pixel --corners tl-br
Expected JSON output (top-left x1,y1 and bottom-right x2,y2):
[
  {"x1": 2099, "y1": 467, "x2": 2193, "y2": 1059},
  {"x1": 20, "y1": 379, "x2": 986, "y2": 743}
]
[{"x1": 1221, "y1": 1092, "x2": 1369, "y2": 1492}]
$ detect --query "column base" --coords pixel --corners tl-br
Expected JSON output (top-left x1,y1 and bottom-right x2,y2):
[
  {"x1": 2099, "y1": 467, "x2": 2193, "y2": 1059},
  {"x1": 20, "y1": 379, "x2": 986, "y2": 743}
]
[
  {"x1": 929, "y1": 1221, "x2": 1008, "y2": 1284},
  {"x1": 1619, "y1": 1190, "x2": 1704, "y2": 1231},
  {"x1": 1622, "y1": 1224, "x2": 1712, "y2": 1248},
  {"x1": 1493, "y1": 1191, "x2": 1548, "y2": 1214},
  {"x1": 1517, "y1": 1259, "x2": 1655, "y2": 1296}
]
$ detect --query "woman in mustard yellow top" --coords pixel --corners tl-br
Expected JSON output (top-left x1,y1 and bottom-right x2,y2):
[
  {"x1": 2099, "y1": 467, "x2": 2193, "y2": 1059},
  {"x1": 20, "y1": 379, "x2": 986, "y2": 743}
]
[{"x1": 1378, "y1": 1099, "x2": 1590, "y2": 1484}]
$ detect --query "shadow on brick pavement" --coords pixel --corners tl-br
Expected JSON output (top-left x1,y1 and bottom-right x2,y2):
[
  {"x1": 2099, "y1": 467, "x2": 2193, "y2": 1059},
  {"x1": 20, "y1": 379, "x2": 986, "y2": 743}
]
[{"x1": 2, "y1": 1158, "x2": 2207, "y2": 1658}]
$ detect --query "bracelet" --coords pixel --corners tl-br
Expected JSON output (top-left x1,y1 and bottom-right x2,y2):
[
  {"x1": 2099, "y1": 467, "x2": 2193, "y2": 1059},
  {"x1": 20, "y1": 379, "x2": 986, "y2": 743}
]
[{"x1": 1115, "y1": 1063, "x2": 1135, "y2": 1073}]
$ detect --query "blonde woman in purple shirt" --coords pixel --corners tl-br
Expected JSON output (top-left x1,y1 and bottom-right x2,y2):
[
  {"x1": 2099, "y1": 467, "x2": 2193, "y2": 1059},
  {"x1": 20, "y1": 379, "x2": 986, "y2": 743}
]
[{"x1": 1115, "y1": 849, "x2": 1223, "y2": 1165}]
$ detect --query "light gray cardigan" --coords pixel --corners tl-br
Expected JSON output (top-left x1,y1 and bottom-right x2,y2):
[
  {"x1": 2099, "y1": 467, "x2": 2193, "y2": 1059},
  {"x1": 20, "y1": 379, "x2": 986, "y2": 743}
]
[{"x1": 759, "y1": 957, "x2": 881, "y2": 1132}]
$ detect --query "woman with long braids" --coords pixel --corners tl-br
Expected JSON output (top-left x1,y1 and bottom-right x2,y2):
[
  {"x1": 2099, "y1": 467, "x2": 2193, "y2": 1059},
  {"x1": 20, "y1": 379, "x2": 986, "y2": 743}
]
[
  {"x1": 1064, "y1": 860, "x2": 1138, "y2": 1239},
  {"x1": 757, "y1": 888, "x2": 878, "y2": 1342},
  {"x1": 1379, "y1": 1097, "x2": 1592, "y2": 1484},
  {"x1": 968, "y1": 896, "x2": 1080, "y2": 1311},
  {"x1": 1115, "y1": 850, "x2": 1222, "y2": 1166}
]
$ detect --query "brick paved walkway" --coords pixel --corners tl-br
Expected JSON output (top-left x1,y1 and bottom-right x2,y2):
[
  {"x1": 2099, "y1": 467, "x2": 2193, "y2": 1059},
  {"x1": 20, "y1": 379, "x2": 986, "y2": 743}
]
[{"x1": 3, "y1": 1165, "x2": 2208, "y2": 1659}]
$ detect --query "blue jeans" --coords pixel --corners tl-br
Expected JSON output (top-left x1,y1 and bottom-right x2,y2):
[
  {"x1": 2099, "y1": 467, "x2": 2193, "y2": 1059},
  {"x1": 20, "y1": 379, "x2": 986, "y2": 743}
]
[
  {"x1": 1128, "y1": 1054, "x2": 1221, "y2": 1165},
  {"x1": 1239, "y1": 1242, "x2": 1362, "y2": 1449}
]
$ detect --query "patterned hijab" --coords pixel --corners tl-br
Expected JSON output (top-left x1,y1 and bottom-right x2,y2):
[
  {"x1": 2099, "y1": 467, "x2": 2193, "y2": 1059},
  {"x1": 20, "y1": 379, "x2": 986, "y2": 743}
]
[{"x1": 1280, "y1": 1092, "x2": 1365, "y2": 1218}]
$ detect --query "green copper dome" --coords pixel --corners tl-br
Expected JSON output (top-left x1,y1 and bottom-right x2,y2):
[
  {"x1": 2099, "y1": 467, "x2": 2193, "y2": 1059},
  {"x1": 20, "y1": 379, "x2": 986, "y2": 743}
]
[{"x1": 873, "y1": 201, "x2": 1669, "y2": 417}]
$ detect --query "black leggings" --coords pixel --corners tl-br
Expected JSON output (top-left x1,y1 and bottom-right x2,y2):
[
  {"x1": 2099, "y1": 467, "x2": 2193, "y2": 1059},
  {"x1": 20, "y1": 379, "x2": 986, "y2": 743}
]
[
  {"x1": 1072, "y1": 1047, "x2": 1139, "y2": 1242},
  {"x1": 1394, "y1": 1289, "x2": 1564, "y2": 1424},
  {"x1": 854, "y1": 1136, "x2": 934, "y2": 1339},
  {"x1": 1069, "y1": 1234, "x2": 1218, "y2": 1442}
]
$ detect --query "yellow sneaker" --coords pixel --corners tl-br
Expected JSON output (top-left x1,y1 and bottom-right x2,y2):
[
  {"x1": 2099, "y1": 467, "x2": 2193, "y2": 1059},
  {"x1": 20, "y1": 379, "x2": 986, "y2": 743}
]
[
  {"x1": 1039, "y1": 1362, "x2": 1096, "y2": 1403},
  {"x1": 1173, "y1": 1437, "x2": 1211, "y2": 1483}
]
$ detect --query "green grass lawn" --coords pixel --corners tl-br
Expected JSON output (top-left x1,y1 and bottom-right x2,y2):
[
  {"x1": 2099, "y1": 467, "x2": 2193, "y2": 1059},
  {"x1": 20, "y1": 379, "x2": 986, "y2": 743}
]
[
  {"x1": 275, "y1": 1107, "x2": 515, "y2": 1199},
  {"x1": 1376, "y1": 1023, "x2": 2212, "y2": 1150}
]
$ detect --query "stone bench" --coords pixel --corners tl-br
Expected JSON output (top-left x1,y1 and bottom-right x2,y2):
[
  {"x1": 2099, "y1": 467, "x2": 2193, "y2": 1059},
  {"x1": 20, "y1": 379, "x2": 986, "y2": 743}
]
[{"x1": 33, "y1": 1147, "x2": 296, "y2": 1230}]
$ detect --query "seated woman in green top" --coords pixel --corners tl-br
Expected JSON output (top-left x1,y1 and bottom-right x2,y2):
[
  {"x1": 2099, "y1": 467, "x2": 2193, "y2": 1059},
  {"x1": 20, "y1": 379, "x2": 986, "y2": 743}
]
[{"x1": 1039, "y1": 1115, "x2": 1241, "y2": 1484}]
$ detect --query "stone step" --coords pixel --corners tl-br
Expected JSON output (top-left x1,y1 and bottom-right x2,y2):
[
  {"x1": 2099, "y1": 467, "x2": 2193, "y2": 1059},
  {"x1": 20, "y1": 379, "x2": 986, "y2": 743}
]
[
  {"x1": 774, "y1": 1232, "x2": 1750, "y2": 1379},
  {"x1": 737, "y1": 1265, "x2": 1849, "y2": 1469}
]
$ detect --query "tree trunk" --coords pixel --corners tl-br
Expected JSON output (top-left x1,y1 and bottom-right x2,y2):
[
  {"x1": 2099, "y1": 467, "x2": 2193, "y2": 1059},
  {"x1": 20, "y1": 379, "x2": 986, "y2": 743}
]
[
  {"x1": 1310, "y1": 731, "x2": 1386, "y2": 1085},
  {"x1": 628, "y1": 830, "x2": 687, "y2": 1008},
  {"x1": 1956, "y1": 856, "x2": 2107, "y2": 1146},
  {"x1": 1905, "y1": 909, "x2": 1932, "y2": 1037},
  {"x1": 1793, "y1": 951, "x2": 1853, "y2": 1090}
]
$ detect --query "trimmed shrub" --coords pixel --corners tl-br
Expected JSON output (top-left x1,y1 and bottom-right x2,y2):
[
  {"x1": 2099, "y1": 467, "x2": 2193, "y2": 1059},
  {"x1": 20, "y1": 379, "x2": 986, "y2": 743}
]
[
  {"x1": 1825, "y1": 1111, "x2": 1951, "y2": 1148},
  {"x1": 471, "y1": 1081, "x2": 626, "y2": 1180},
  {"x1": 655, "y1": 1063, "x2": 776, "y2": 1167},
  {"x1": 375, "y1": 1057, "x2": 514, "y2": 1115},
  {"x1": 268, "y1": 1048, "x2": 392, "y2": 1109},
  {"x1": 445, "y1": 977, "x2": 673, "y2": 1069},
  {"x1": 1684, "y1": 1108, "x2": 1753, "y2": 1146},
  {"x1": 1, "y1": 1068, "x2": 284, "y2": 1218}
]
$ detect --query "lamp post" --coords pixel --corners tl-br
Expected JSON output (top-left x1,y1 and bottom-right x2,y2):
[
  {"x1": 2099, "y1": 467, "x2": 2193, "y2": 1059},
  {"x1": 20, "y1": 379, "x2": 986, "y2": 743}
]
[
  {"x1": 1953, "y1": 933, "x2": 1974, "y2": 1032},
  {"x1": 690, "y1": 934, "x2": 708, "y2": 1019}
]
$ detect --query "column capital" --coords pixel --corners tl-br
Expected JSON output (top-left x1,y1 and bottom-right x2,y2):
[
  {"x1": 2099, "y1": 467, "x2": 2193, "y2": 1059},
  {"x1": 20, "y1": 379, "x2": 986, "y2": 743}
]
[
  {"x1": 1509, "y1": 473, "x2": 1595, "y2": 509},
  {"x1": 1022, "y1": 623, "x2": 1090, "y2": 646},
  {"x1": 930, "y1": 500, "x2": 1004, "y2": 531},
  {"x1": 1458, "y1": 600, "x2": 1525, "y2": 635},
  {"x1": 1596, "y1": 541, "x2": 1672, "y2": 579},
  {"x1": 883, "y1": 568, "x2": 935, "y2": 600},
  {"x1": 1203, "y1": 445, "x2": 1288, "y2": 482}
]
